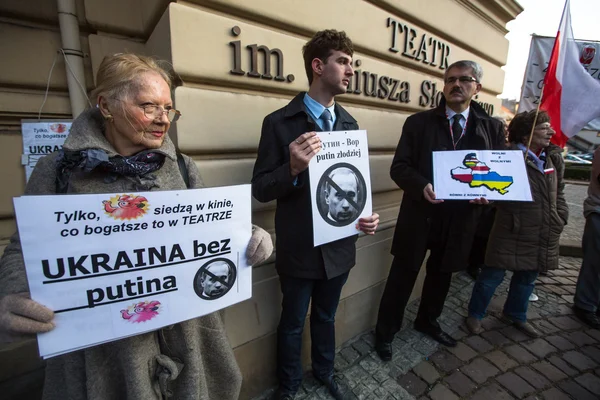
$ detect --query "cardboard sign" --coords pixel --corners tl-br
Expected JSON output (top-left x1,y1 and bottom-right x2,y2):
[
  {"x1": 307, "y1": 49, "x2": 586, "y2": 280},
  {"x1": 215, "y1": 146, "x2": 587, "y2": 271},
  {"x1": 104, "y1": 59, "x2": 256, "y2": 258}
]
[
  {"x1": 308, "y1": 130, "x2": 372, "y2": 246},
  {"x1": 14, "y1": 185, "x2": 252, "y2": 358},
  {"x1": 21, "y1": 120, "x2": 71, "y2": 182},
  {"x1": 433, "y1": 150, "x2": 533, "y2": 201}
]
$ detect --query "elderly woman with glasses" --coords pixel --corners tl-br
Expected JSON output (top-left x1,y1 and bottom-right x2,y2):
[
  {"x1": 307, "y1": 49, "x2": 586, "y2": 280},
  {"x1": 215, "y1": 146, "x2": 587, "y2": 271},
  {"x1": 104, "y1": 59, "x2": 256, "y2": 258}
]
[
  {"x1": 465, "y1": 110, "x2": 568, "y2": 338},
  {"x1": 0, "y1": 53, "x2": 273, "y2": 400}
]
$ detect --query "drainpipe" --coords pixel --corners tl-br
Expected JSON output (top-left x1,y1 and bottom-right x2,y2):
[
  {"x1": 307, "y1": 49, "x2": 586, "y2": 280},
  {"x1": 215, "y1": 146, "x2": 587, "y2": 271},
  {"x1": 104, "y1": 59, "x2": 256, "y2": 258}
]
[{"x1": 57, "y1": 0, "x2": 87, "y2": 118}]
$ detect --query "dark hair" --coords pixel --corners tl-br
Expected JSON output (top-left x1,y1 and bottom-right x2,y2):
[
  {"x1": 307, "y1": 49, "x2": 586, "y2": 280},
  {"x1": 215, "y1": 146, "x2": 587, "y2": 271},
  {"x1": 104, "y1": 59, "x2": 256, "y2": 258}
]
[
  {"x1": 508, "y1": 110, "x2": 551, "y2": 144},
  {"x1": 302, "y1": 29, "x2": 354, "y2": 85}
]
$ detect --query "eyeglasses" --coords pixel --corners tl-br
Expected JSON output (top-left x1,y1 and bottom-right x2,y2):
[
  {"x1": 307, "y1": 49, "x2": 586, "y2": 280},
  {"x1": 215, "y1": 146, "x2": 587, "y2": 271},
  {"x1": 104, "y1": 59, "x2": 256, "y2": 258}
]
[
  {"x1": 139, "y1": 104, "x2": 181, "y2": 122},
  {"x1": 444, "y1": 76, "x2": 478, "y2": 85}
]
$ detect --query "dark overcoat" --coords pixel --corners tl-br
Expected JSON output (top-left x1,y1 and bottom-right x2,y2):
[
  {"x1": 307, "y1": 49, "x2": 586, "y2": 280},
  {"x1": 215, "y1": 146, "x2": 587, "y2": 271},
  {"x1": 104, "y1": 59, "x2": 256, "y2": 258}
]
[
  {"x1": 485, "y1": 143, "x2": 569, "y2": 272},
  {"x1": 252, "y1": 92, "x2": 359, "y2": 279},
  {"x1": 390, "y1": 99, "x2": 505, "y2": 272}
]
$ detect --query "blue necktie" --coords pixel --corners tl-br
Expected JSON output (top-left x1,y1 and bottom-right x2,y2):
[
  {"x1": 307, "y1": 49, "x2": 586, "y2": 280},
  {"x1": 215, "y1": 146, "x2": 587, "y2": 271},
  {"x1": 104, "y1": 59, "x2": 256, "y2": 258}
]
[{"x1": 321, "y1": 109, "x2": 333, "y2": 131}]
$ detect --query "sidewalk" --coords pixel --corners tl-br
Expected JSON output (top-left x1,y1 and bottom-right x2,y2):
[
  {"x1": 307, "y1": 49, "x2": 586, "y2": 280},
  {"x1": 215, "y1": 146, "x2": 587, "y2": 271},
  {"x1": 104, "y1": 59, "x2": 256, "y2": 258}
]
[{"x1": 256, "y1": 256, "x2": 598, "y2": 400}]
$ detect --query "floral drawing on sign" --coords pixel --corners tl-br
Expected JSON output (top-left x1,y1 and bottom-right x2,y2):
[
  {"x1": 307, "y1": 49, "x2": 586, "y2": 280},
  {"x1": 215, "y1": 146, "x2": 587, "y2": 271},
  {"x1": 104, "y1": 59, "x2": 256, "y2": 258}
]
[
  {"x1": 120, "y1": 300, "x2": 161, "y2": 323},
  {"x1": 103, "y1": 194, "x2": 149, "y2": 220}
]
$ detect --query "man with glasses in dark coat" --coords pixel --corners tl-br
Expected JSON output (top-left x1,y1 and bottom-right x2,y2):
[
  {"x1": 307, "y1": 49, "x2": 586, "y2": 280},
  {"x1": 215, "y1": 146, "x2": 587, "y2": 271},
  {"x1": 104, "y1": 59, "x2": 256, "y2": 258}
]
[{"x1": 374, "y1": 60, "x2": 505, "y2": 361}]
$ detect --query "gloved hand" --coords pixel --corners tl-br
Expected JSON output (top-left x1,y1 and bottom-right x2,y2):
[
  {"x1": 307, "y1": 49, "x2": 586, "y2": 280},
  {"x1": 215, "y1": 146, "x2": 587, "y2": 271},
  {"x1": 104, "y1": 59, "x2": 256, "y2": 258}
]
[
  {"x1": 0, "y1": 292, "x2": 55, "y2": 343},
  {"x1": 245, "y1": 225, "x2": 273, "y2": 266}
]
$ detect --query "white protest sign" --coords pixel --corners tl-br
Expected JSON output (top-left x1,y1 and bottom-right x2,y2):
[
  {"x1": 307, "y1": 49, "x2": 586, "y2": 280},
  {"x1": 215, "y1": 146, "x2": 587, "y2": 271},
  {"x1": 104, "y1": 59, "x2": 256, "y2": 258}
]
[
  {"x1": 21, "y1": 120, "x2": 71, "y2": 182},
  {"x1": 433, "y1": 150, "x2": 532, "y2": 201},
  {"x1": 14, "y1": 185, "x2": 252, "y2": 358},
  {"x1": 308, "y1": 130, "x2": 372, "y2": 246},
  {"x1": 519, "y1": 35, "x2": 600, "y2": 131}
]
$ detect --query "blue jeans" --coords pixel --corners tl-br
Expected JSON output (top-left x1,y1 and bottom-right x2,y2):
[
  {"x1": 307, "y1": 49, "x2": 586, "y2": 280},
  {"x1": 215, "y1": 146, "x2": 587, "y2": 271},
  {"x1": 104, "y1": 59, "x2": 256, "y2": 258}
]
[
  {"x1": 277, "y1": 272, "x2": 349, "y2": 394},
  {"x1": 468, "y1": 267, "x2": 538, "y2": 322}
]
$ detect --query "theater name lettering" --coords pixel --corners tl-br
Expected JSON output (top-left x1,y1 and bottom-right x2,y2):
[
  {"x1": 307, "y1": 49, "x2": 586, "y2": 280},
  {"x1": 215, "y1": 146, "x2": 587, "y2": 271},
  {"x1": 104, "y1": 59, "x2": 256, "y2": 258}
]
[{"x1": 227, "y1": 21, "x2": 494, "y2": 114}]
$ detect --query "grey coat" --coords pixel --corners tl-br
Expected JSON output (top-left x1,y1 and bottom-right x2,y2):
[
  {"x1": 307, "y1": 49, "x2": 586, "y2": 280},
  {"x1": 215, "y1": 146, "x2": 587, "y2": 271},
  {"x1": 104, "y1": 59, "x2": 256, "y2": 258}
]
[
  {"x1": 0, "y1": 108, "x2": 242, "y2": 399},
  {"x1": 485, "y1": 143, "x2": 569, "y2": 272}
]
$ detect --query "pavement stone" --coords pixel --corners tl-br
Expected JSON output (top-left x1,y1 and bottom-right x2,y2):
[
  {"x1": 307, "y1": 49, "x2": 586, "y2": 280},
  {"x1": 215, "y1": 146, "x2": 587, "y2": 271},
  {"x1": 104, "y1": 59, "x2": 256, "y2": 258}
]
[
  {"x1": 581, "y1": 345, "x2": 600, "y2": 364},
  {"x1": 501, "y1": 325, "x2": 531, "y2": 342},
  {"x1": 514, "y1": 366, "x2": 551, "y2": 390},
  {"x1": 585, "y1": 329, "x2": 600, "y2": 341},
  {"x1": 461, "y1": 358, "x2": 500, "y2": 384},
  {"x1": 443, "y1": 371, "x2": 477, "y2": 397},
  {"x1": 464, "y1": 336, "x2": 494, "y2": 353},
  {"x1": 562, "y1": 350, "x2": 598, "y2": 371},
  {"x1": 428, "y1": 383, "x2": 459, "y2": 400},
  {"x1": 539, "y1": 387, "x2": 571, "y2": 400},
  {"x1": 564, "y1": 331, "x2": 597, "y2": 347},
  {"x1": 396, "y1": 372, "x2": 427, "y2": 397},
  {"x1": 548, "y1": 316, "x2": 583, "y2": 330},
  {"x1": 485, "y1": 350, "x2": 519, "y2": 371},
  {"x1": 549, "y1": 355, "x2": 579, "y2": 377},
  {"x1": 411, "y1": 361, "x2": 439, "y2": 385},
  {"x1": 558, "y1": 380, "x2": 597, "y2": 400},
  {"x1": 447, "y1": 342, "x2": 477, "y2": 362},
  {"x1": 575, "y1": 372, "x2": 600, "y2": 396},
  {"x1": 504, "y1": 344, "x2": 538, "y2": 364},
  {"x1": 522, "y1": 339, "x2": 558, "y2": 359},
  {"x1": 496, "y1": 372, "x2": 536, "y2": 398},
  {"x1": 470, "y1": 383, "x2": 515, "y2": 400},
  {"x1": 480, "y1": 330, "x2": 512, "y2": 347},
  {"x1": 531, "y1": 361, "x2": 568, "y2": 381},
  {"x1": 544, "y1": 335, "x2": 577, "y2": 351},
  {"x1": 531, "y1": 319, "x2": 561, "y2": 335},
  {"x1": 429, "y1": 350, "x2": 462, "y2": 373}
]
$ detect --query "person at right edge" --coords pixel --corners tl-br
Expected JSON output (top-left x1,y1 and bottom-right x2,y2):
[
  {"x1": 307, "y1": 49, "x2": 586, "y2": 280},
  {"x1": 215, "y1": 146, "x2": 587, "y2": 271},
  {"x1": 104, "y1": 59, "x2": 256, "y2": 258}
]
[
  {"x1": 573, "y1": 146, "x2": 600, "y2": 329},
  {"x1": 374, "y1": 60, "x2": 505, "y2": 361}
]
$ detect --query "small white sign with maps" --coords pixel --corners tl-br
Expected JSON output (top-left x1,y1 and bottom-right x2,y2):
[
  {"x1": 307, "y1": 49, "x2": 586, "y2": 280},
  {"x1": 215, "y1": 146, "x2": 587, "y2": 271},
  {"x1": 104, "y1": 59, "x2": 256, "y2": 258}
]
[{"x1": 432, "y1": 150, "x2": 532, "y2": 202}]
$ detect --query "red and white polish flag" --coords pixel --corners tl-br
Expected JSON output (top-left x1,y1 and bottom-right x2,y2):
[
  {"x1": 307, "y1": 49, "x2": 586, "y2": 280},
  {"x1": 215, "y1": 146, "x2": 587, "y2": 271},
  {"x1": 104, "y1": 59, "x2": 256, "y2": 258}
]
[{"x1": 541, "y1": 0, "x2": 600, "y2": 147}]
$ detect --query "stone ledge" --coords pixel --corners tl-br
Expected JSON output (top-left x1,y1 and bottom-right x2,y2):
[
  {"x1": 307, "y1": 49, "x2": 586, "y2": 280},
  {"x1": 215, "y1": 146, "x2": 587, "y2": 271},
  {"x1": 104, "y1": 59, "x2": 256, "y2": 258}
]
[{"x1": 560, "y1": 239, "x2": 583, "y2": 258}]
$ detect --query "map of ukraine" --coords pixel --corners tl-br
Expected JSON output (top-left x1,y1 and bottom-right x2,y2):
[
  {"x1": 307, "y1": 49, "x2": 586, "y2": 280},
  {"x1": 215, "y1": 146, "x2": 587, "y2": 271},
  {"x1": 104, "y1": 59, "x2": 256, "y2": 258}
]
[{"x1": 451, "y1": 153, "x2": 513, "y2": 194}]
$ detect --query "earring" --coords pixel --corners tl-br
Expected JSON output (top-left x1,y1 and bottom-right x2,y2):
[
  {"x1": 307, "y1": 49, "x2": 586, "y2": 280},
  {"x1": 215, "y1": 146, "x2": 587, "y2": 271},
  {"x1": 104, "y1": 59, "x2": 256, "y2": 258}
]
[{"x1": 104, "y1": 114, "x2": 113, "y2": 122}]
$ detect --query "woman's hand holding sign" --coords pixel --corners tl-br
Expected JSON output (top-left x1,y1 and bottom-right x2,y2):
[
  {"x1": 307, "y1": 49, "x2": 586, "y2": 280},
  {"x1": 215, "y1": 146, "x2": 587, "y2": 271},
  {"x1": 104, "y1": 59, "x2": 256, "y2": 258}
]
[
  {"x1": 246, "y1": 225, "x2": 273, "y2": 266},
  {"x1": 0, "y1": 292, "x2": 54, "y2": 342},
  {"x1": 290, "y1": 132, "x2": 322, "y2": 177},
  {"x1": 356, "y1": 213, "x2": 380, "y2": 235}
]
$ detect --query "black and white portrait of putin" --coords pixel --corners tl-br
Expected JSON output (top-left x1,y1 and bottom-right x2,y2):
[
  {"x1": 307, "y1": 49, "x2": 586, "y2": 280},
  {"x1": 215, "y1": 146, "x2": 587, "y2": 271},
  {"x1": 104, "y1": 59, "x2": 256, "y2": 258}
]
[
  {"x1": 195, "y1": 259, "x2": 236, "y2": 300},
  {"x1": 324, "y1": 167, "x2": 360, "y2": 224}
]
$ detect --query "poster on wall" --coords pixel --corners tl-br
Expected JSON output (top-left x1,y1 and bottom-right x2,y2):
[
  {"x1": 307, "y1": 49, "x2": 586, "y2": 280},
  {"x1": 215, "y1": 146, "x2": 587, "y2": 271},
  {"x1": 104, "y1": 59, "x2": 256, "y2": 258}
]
[
  {"x1": 432, "y1": 150, "x2": 532, "y2": 201},
  {"x1": 14, "y1": 185, "x2": 252, "y2": 358},
  {"x1": 519, "y1": 35, "x2": 600, "y2": 131},
  {"x1": 21, "y1": 120, "x2": 72, "y2": 182},
  {"x1": 308, "y1": 130, "x2": 372, "y2": 246}
]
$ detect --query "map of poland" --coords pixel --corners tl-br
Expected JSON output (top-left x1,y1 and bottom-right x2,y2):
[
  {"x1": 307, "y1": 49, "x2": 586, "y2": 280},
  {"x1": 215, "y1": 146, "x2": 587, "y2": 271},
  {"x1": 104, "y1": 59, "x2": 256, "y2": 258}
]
[{"x1": 451, "y1": 153, "x2": 513, "y2": 194}]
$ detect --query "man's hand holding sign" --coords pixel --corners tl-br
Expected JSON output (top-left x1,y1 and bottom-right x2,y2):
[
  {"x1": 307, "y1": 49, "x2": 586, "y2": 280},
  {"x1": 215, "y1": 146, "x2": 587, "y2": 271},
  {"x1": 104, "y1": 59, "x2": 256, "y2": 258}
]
[{"x1": 290, "y1": 131, "x2": 322, "y2": 177}]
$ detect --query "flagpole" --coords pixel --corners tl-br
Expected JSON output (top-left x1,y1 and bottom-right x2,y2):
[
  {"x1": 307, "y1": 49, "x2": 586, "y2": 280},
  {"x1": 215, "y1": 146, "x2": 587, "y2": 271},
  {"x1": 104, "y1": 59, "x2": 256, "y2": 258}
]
[{"x1": 525, "y1": 82, "x2": 545, "y2": 158}]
